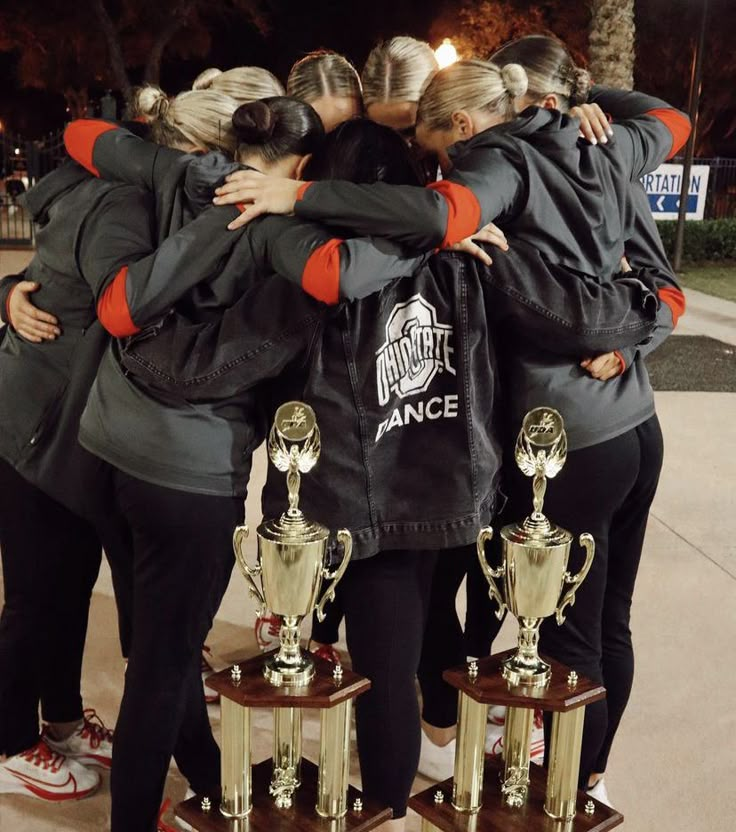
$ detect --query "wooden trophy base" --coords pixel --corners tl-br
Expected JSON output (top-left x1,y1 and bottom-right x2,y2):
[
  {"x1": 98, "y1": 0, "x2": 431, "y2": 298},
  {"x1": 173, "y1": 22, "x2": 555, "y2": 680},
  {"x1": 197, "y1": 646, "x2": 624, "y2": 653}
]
[
  {"x1": 410, "y1": 745, "x2": 623, "y2": 832},
  {"x1": 177, "y1": 758, "x2": 391, "y2": 832}
]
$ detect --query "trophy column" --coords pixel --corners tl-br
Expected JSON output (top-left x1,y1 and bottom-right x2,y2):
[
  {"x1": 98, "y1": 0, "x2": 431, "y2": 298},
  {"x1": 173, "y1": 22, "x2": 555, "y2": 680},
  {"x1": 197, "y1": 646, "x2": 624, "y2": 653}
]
[{"x1": 220, "y1": 695, "x2": 252, "y2": 818}]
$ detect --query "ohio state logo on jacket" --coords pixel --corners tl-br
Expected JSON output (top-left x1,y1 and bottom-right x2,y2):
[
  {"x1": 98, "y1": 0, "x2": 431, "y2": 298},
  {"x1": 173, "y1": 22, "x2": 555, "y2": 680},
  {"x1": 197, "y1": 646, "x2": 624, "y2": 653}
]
[{"x1": 374, "y1": 294, "x2": 458, "y2": 443}]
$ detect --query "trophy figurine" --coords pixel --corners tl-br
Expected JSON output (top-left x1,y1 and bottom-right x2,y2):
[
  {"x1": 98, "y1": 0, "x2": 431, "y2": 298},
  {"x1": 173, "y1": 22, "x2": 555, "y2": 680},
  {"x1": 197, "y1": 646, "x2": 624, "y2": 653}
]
[
  {"x1": 176, "y1": 403, "x2": 393, "y2": 831},
  {"x1": 233, "y1": 400, "x2": 352, "y2": 687},
  {"x1": 477, "y1": 407, "x2": 595, "y2": 689}
]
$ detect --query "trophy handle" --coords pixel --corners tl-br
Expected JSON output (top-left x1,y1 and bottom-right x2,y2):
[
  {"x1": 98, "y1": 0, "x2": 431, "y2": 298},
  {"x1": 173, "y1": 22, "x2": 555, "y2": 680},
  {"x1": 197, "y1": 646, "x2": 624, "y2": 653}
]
[
  {"x1": 476, "y1": 526, "x2": 506, "y2": 621},
  {"x1": 232, "y1": 524, "x2": 267, "y2": 616},
  {"x1": 315, "y1": 529, "x2": 352, "y2": 623},
  {"x1": 555, "y1": 532, "x2": 595, "y2": 625}
]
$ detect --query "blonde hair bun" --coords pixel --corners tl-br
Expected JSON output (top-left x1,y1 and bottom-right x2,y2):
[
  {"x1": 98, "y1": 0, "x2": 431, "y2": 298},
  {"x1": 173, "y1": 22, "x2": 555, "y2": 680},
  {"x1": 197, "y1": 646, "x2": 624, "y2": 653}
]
[
  {"x1": 133, "y1": 85, "x2": 169, "y2": 120},
  {"x1": 192, "y1": 67, "x2": 223, "y2": 90},
  {"x1": 500, "y1": 63, "x2": 528, "y2": 98}
]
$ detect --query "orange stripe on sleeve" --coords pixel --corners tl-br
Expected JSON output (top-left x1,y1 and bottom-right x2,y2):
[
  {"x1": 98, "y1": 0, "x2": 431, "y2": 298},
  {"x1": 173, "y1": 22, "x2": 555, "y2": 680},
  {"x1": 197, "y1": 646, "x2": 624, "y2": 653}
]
[
  {"x1": 645, "y1": 108, "x2": 691, "y2": 159},
  {"x1": 302, "y1": 239, "x2": 343, "y2": 305},
  {"x1": 296, "y1": 182, "x2": 314, "y2": 202},
  {"x1": 63, "y1": 120, "x2": 117, "y2": 177},
  {"x1": 658, "y1": 287, "x2": 686, "y2": 327},
  {"x1": 427, "y1": 180, "x2": 482, "y2": 247},
  {"x1": 97, "y1": 267, "x2": 140, "y2": 337}
]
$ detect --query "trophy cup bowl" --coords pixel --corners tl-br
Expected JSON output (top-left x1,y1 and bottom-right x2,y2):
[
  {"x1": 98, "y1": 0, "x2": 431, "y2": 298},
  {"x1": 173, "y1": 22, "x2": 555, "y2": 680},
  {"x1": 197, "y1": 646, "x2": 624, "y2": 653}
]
[
  {"x1": 478, "y1": 408, "x2": 595, "y2": 689},
  {"x1": 233, "y1": 402, "x2": 352, "y2": 688}
]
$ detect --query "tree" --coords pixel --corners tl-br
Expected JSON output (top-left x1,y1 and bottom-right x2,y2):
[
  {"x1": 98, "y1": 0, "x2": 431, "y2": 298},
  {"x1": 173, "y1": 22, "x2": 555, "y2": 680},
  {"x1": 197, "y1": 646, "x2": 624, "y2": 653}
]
[
  {"x1": 430, "y1": 1, "x2": 590, "y2": 65},
  {"x1": 0, "y1": 0, "x2": 269, "y2": 120},
  {"x1": 589, "y1": 0, "x2": 635, "y2": 89}
]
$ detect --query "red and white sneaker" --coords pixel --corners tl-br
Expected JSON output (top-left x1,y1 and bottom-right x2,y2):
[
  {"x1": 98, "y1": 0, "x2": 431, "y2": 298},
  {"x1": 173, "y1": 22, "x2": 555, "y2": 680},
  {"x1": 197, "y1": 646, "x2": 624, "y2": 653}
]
[
  {"x1": 310, "y1": 643, "x2": 343, "y2": 665},
  {"x1": 0, "y1": 740, "x2": 100, "y2": 801},
  {"x1": 201, "y1": 646, "x2": 220, "y2": 705},
  {"x1": 485, "y1": 708, "x2": 545, "y2": 763},
  {"x1": 43, "y1": 708, "x2": 113, "y2": 769},
  {"x1": 255, "y1": 612, "x2": 281, "y2": 652},
  {"x1": 530, "y1": 708, "x2": 545, "y2": 764}
]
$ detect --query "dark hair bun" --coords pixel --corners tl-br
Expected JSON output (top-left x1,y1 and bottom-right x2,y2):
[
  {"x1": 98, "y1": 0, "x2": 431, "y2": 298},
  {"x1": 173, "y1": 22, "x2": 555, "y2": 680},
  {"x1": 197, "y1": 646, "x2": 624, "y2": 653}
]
[{"x1": 232, "y1": 100, "x2": 278, "y2": 144}]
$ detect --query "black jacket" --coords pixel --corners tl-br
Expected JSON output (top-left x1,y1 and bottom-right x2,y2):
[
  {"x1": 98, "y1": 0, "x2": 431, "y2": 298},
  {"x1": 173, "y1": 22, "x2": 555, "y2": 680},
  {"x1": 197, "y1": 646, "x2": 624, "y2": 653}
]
[{"x1": 0, "y1": 163, "x2": 154, "y2": 516}]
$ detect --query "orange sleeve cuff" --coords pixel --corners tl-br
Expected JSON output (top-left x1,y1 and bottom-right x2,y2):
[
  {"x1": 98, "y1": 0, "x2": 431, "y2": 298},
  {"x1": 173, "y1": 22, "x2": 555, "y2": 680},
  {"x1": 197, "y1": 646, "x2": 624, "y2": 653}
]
[
  {"x1": 302, "y1": 239, "x2": 343, "y2": 305},
  {"x1": 296, "y1": 182, "x2": 314, "y2": 202},
  {"x1": 427, "y1": 180, "x2": 482, "y2": 247},
  {"x1": 97, "y1": 267, "x2": 140, "y2": 337},
  {"x1": 646, "y1": 108, "x2": 691, "y2": 159},
  {"x1": 658, "y1": 287, "x2": 686, "y2": 327},
  {"x1": 64, "y1": 120, "x2": 117, "y2": 177}
]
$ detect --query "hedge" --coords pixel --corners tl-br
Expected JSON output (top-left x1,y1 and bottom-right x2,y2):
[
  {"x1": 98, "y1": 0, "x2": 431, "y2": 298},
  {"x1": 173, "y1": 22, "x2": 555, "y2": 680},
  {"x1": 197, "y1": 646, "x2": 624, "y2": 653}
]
[{"x1": 655, "y1": 219, "x2": 736, "y2": 263}]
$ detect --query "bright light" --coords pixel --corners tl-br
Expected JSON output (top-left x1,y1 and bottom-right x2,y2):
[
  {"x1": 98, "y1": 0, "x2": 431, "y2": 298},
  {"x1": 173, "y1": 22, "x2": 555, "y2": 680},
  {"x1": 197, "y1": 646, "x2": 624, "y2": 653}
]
[
  {"x1": 13, "y1": 147, "x2": 20, "y2": 155},
  {"x1": 435, "y1": 38, "x2": 459, "y2": 69}
]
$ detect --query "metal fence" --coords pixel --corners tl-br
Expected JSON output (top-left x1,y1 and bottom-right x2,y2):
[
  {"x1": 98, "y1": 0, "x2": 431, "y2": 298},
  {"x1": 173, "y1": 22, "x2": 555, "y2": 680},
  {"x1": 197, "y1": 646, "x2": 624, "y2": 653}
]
[
  {"x1": 1, "y1": 128, "x2": 66, "y2": 248},
  {"x1": 699, "y1": 157, "x2": 736, "y2": 220}
]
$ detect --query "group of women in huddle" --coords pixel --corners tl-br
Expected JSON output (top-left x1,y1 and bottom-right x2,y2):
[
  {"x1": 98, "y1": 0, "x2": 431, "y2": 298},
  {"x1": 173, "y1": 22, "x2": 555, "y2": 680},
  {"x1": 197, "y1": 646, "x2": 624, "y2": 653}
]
[{"x1": 0, "y1": 31, "x2": 687, "y2": 832}]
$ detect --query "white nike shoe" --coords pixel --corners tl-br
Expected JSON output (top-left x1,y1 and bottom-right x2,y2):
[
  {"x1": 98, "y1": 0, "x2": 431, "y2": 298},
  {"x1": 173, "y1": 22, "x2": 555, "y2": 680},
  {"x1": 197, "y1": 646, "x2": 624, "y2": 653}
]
[
  {"x1": 587, "y1": 777, "x2": 614, "y2": 808},
  {"x1": 417, "y1": 733, "x2": 455, "y2": 782},
  {"x1": 0, "y1": 740, "x2": 100, "y2": 801},
  {"x1": 43, "y1": 708, "x2": 113, "y2": 769}
]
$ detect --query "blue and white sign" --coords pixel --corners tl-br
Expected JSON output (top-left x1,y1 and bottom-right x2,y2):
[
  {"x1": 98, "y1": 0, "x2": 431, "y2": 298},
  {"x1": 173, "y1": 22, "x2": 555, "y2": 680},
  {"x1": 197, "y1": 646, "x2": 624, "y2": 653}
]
[{"x1": 640, "y1": 163, "x2": 710, "y2": 221}]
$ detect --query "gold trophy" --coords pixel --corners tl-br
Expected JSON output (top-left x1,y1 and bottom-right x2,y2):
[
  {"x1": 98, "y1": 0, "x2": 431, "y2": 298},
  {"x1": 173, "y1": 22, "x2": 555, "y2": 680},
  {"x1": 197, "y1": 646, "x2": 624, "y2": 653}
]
[
  {"x1": 175, "y1": 403, "x2": 391, "y2": 832},
  {"x1": 233, "y1": 401, "x2": 352, "y2": 688},
  {"x1": 477, "y1": 407, "x2": 594, "y2": 689},
  {"x1": 409, "y1": 409, "x2": 622, "y2": 832}
]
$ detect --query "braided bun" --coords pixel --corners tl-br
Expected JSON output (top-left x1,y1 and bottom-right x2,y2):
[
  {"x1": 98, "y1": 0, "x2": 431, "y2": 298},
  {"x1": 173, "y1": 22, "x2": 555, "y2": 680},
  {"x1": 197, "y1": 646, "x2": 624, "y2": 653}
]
[
  {"x1": 569, "y1": 67, "x2": 592, "y2": 106},
  {"x1": 232, "y1": 100, "x2": 278, "y2": 144},
  {"x1": 500, "y1": 63, "x2": 528, "y2": 98},
  {"x1": 131, "y1": 85, "x2": 169, "y2": 121}
]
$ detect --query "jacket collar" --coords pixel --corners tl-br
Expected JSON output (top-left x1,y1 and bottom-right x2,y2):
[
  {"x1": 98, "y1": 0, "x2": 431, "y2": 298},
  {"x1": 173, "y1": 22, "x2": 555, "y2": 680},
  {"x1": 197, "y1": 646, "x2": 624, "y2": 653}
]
[
  {"x1": 447, "y1": 106, "x2": 581, "y2": 163},
  {"x1": 183, "y1": 151, "x2": 241, "y2": 216}
]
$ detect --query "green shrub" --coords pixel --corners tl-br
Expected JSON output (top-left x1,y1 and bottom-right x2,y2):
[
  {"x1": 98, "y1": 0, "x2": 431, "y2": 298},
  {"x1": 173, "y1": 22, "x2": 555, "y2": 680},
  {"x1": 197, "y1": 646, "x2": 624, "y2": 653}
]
[{"x1": 655, "y1": 219, "x2": 736, "y2": 262}]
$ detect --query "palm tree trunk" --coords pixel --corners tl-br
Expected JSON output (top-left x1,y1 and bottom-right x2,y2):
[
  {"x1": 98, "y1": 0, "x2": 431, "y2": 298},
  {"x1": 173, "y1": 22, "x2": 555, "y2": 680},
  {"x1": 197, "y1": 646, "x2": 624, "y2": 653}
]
[{"x1": 589, "y1": 0, "x2": 636, "y2": 89}]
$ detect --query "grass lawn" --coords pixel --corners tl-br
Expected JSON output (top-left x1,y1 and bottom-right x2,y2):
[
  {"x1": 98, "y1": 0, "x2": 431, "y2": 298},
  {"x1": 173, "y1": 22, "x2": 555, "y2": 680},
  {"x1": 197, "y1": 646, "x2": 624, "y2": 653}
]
[{"x1": 677, "y1": 261, "x2": 736, "y2": 302}]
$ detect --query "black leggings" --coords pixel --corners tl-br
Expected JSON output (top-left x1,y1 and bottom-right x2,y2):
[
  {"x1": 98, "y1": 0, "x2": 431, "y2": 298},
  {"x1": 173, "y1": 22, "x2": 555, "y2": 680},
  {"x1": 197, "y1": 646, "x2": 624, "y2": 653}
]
[
  {"x1": 111, "y1": 470, "x2": 241, "y2": 832},
  {"x1": 500, "y1": 415, "x2": 664, "y2": 785},
  {"x1": 0, "y1": 458, "x2": 101, "y2": 755},
  {"x1": 417, "y1": 543, "x2": 500, "y2": 729},
  {"x1": 340, "y1": 549, "x2": 437, "y2": 818}
]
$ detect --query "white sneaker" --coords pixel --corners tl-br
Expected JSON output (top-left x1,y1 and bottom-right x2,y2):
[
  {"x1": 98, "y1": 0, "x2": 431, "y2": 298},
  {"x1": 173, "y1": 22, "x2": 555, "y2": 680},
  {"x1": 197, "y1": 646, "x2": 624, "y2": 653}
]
[
  {"x1": 175, "y1": 788, "x2": 196, "y2": 830},
  {"x1": 488, "y1": 705, "x2": 506, "y2": 725},
  {"x1": 0, "y1": 740, "x2": 100, "y2": 801},
  {"x1": 43, "y1": 708, "x2": 113, "y2": 769},
  {"x1": 417, "y1": 733, "x2": 455, "y2": 782},
  {"x1": 586, "y1": 777, "x2": 613, "y2": 808}
]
